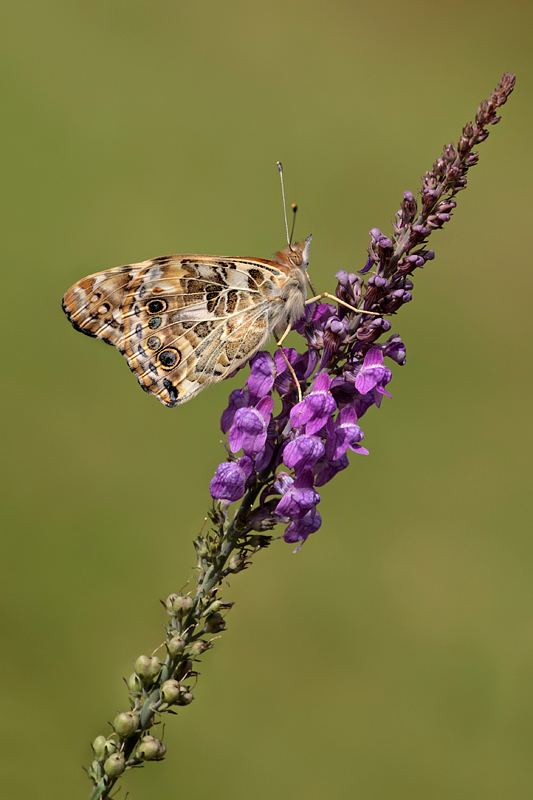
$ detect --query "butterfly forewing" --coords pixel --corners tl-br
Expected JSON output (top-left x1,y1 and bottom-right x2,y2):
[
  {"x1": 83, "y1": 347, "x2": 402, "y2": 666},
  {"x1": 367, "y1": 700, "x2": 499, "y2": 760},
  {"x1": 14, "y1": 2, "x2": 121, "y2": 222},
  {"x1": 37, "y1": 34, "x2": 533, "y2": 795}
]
[{"x1": 62, "y1": 253, "x2": 297, "y2": 407}]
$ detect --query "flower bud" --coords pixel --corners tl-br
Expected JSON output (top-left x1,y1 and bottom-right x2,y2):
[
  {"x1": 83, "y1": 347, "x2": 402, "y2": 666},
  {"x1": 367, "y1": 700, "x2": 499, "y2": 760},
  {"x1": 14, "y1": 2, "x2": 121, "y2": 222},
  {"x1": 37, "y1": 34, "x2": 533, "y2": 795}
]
[
  {"x1": 127, "y1": 672, "x2": 143, "y2": 693},
  {"x1": 104, "y1": 753, "x2": 126, "y2": 777},
  {"x1": 167, "y1": 635, "x2": 186, "y2": 656},
  {"x1": 205, "y1": 612, "x2": 226, "y2": 633},
  {"x1": 190, "y1": 640, "x2": 209, "y2": 656},
  {"x1": 113, "y1": 711, "x2": 139, "y2": 738},
  {"x1": 134, "y1": 655, "x2": 162, "y2": 683},
  {"x1": 92, "y1": 735, "x2": 117, "y2": 761},
  {"x1": 137, "y1": 735, "x2": 166, "y2": 761},
  {"x1": 161, "y1": 679, "x2": 181, "y2": 704}
]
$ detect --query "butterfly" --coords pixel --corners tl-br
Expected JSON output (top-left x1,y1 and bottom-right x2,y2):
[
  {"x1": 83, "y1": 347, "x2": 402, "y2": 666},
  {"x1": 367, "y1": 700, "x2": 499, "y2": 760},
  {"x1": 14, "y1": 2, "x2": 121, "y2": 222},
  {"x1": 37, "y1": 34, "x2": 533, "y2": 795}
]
[{"x1": 62, "y1": 236, "x2": 316, "y2": 407}]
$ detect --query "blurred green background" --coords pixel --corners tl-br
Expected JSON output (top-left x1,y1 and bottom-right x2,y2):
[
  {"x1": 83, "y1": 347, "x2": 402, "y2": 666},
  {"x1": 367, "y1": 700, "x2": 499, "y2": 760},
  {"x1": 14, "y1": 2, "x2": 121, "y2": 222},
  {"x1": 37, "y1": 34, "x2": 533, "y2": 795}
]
[{"x1": 1, "y1": 1, "x2": 531, "y2": 798}]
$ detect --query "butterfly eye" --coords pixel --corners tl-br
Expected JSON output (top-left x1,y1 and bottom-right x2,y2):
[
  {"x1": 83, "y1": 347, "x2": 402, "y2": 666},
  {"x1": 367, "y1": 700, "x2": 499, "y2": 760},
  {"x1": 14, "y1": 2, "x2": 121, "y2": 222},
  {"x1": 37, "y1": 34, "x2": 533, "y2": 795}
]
[
  {"x1": 159, "y1": 348, "x2": 181, "y2": 369},
  {"x1": 147, "y1": 299, "x2": 167, "y2": 314}
]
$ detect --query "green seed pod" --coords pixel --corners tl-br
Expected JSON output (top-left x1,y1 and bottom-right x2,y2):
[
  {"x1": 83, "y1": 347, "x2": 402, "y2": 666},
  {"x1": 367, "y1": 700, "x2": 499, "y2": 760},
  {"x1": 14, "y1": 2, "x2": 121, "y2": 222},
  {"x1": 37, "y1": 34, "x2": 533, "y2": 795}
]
[
  {"x1": 165, "y1": 593, "x2": 180, "y2": 614},
  {"x1": 228, "y1": 553, "x2": 248, "y2": 572},
  {"x1": 169, "y1": 595, "x2": 194, "y2": 617},
  {"x1": 194, "y1": 537, "x2": 209, "y2": 558},
  {"x1": 205, "y1": 612, "x2": 226, "y2": 633},
  {"x1": 113, "y1": 711, "x2": 140, "y2": 738},
  {"x1": 127, "y1": 672, "x2": 143, "y2": 693},
  {"x1": 205, "y1": 600, "x2": 221, "y2": 615},
  {"x1": 104, "y1": 753, "x2": 126, "y2": 777},
  {"x1": 137, "y1": 735, "x2": 164, "y2": 761},
  {"x1": 167, "y1": 635, "x2": 185, "y2": 656},
  {"x1": 190, "y1": 640, "x2": 209, "y2": 656},
  {"x1": 177, "y1": 688, "x2": 194, "y2": 706},
  {"x1": 160, "y1": 678, "x2": 181, "y2": 704},
  {"x1": 134, "y1": 655, "x2": 162, "y2": 683},
  {"x1": 92, "y1": 735, "x2": 117, "y2": 761}
]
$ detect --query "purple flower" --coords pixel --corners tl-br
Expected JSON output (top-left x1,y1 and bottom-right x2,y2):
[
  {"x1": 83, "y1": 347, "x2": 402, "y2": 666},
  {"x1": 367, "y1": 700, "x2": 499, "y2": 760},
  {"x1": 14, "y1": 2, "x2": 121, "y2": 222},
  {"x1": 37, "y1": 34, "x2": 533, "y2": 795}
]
[
  {"x1": 273, "y1": 471, "x2": 294, "y2": 496},
  {"x1": 275, "y1": 469, "x2": 320, "y2": 518},
  {"x1": 247, "y1": 352, "x2": 276, "y2": 402},
  {"x1": 314, "y1": 454, "x2": 349, "y2": 487},
  {"x1": 290, "y1": 373, "x2": 337, "y2": 435},
  {"x1": 283, "y1": 433, "x2": 325, "y2": 472},
  {"x1": 221, "y1": 389, "x2": 249, "y2": 434},
  {"x1": 210, "y1": 456, "x2": 254, "y2": 502},
  {"x1": 354, "y1": 347, "x2": 392, "y2": 398},
  {"x1": 284, "y1": 509, "x2": 322, "y2": 551},
  {"x1": 228, "y1": 396, "x2": 274, "y2": 458},
  {"x1": 325, "y1": 406, "x2": 369, "y2": 460},
  {"x1": 382, "y1": 334, "x2": 406, "y2": 366}
]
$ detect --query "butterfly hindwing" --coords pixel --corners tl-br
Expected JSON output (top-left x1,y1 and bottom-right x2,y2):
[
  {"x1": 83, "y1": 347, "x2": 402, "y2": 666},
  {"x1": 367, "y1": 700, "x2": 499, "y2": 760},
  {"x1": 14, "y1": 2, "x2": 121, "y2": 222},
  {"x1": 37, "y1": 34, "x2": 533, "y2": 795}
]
[{"x1": 63, "y1": 255, "x2": 288, "y2": 407}]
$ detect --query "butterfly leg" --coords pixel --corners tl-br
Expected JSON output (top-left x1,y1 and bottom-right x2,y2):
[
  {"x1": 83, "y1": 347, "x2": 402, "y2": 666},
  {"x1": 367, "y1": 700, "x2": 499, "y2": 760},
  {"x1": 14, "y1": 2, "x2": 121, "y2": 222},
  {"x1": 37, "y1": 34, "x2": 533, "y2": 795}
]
[
  {"x1": 276, "y1": 323, "x2": 303, "y2": 403},
  {"x1": 305, "y1": 292, "x2": 383, "y2": 316}
]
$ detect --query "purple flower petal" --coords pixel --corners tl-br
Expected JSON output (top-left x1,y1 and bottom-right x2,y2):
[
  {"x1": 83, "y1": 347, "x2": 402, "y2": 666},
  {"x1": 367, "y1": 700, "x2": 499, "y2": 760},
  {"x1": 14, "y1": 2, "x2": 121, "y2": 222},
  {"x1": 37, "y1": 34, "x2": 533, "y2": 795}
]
[
  {"x1": 210, "y1": 456, "x2": 254, "y2": 502},
  {"x1": 314, "y1": 454, "x2": 349, "y2": 487},
  {"x1": 290, "y1": 373, "x2": 337, "y2": 435},
  {"x1": 283, "y1": 434, "x2": 325, "y2": 471},
  {"x1": 284, "y1": 510, "x2": 322, "y2": 551},
  {"x1": 228, "y1": 396, "x2": 274, "y2": 458},
  {"x1": 275, "y1": 469, "x2": 320, "y2": 518},
  {"x1": 247, "y1": 352, "x2": 276, "y2": 401},
  {"x1": 221, "y1": 389, "x2": 249, "y2": 434},
  {"x1": 354, "y1": 347, "x2": 392, "y2": 396},
  {"x1": 325, "y1": 406, "x2": 368, "y2": 460}
]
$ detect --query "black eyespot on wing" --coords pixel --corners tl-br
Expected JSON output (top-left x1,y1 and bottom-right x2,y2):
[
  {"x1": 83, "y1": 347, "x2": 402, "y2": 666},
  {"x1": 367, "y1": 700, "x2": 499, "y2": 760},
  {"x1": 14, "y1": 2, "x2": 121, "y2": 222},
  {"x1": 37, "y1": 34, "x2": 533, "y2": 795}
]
[
  {"x1": 148, "y1": 316, "x2": 162, "y2": 329},
  {"x1": 147, "y1": 299, "x2": 167, "y2": 314},
  {"x1": 147, "y1": 336, "x2": 161, "y2": 350},
  {"x1": 159, "y1": 348, "x2": 181, "y2": 370}
]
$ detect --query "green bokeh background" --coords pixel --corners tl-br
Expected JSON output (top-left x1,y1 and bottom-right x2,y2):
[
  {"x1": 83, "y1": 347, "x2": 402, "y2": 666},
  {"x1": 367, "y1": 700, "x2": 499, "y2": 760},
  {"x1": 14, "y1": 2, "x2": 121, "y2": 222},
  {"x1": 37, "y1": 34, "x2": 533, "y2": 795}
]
[{"x1": 1, "y1": 1, "x2": 531, "y2": 798}]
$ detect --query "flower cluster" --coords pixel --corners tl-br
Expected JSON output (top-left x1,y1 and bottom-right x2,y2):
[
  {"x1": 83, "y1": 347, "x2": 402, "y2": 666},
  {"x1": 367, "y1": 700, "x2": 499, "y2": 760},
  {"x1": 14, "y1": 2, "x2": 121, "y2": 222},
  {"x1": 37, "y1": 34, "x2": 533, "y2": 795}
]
[
  {"x1": 210, "y1": 72, "x2": 516, "y2": 551},
  {"x1": 210, "y1": 314, "x2": 399, "y2": 549}
]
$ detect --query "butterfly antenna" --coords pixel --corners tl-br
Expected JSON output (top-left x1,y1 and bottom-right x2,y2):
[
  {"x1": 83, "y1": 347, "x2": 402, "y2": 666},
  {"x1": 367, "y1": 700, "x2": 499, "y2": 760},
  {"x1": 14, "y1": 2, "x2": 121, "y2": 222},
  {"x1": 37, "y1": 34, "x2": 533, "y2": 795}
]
[
  {"x1": 276, "y1": 161, "x2": 290, "y2": 246},
  {"x1": 289, "y1": 203, "x2": 297, "y2": 245}
]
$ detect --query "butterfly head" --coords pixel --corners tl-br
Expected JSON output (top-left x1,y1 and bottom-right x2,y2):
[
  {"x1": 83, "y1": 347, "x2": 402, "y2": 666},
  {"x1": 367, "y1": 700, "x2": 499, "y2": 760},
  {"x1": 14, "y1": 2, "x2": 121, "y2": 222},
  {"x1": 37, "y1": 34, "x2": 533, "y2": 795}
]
[{"x1": 274, "y1": 233, "x2": 313, "y2": 272}]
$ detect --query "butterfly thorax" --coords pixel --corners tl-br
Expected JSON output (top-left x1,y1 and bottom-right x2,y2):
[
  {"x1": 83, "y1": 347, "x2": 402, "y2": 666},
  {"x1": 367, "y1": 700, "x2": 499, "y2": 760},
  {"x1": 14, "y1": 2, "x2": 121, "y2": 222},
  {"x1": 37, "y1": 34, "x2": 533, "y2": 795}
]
[{"x1": 268, "y1": 235, "x2": 313, "y2": 335}]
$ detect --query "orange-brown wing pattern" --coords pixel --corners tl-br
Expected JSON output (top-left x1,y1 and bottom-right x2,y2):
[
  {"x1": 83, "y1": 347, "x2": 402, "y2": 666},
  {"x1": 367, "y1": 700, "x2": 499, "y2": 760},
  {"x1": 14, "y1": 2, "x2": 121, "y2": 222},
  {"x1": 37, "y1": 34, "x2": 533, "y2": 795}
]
[{"x1": 62, "y1": 255, "x2": 287, "y2": 407}]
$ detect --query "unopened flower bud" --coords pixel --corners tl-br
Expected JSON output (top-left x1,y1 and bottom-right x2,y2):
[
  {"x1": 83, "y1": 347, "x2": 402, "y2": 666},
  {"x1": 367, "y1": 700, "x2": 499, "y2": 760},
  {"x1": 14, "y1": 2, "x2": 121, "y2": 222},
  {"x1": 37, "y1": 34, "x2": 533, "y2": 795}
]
[
  {"x1": 104, "y1": 753, "x2": 126, "y2": 777},
  {"x1": 113, "y1": 711, "x2": 139, "y2": 738},
  {"x1": 92, "y1": 735, "x2": 117, "y2": 761},
  {"x1": 128, "y1": 672, "x2": 143, "y2": 693},
  {"x1": 161, "y1": 679, "x2": 181, "y2": 704},
  {"x1": 134, "y1": 655, "x2": 162, "y2": 683},
  {"x1": 205, "y1": 612, "x2": 226, "y2": 633},
  {"x1": 190, "y1": 640, "x2": 209, "y2": 656},
  {"x1": 167, "y1": 635, "x2": 186, "y2": 656},
  {"x1": 137, "y1": 735, "x2": 166, "y2": 761}
]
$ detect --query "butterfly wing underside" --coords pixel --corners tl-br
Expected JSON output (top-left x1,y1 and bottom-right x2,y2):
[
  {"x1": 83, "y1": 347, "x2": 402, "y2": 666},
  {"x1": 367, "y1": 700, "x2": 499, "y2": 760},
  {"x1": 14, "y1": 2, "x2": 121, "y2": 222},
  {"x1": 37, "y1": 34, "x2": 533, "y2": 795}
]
[{"x1": 62, "y1": 255, "x2": 285, "y2": 407}]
